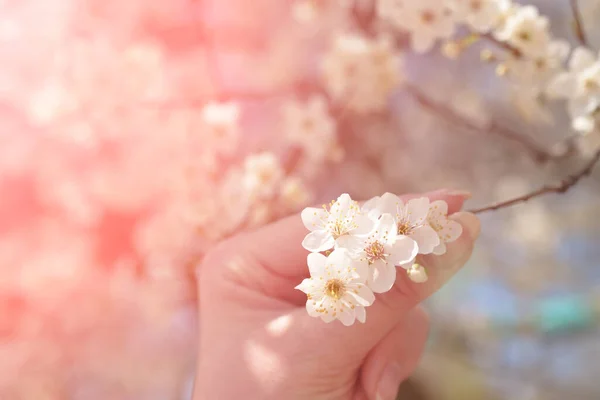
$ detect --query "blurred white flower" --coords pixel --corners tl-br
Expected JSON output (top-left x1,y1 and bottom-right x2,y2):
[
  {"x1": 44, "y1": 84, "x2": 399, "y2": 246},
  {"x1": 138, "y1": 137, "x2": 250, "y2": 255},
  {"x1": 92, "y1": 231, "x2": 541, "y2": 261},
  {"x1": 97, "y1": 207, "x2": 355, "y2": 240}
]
[
  {"x1": 380, "y1": 0, "x2": 456, "y2": 53},
  {"x1": 301, "y1": 193, "x2": 374, "y2": 252},
  {"x1": 280, "y1": 177, "x2": 312, "y2": 210},
  {"x1": 282, "y1": 95, "x2": 338, "y2": 161},
  {"x1": 504, "y1": 39, "x2": 570, "y2": 88},
  {"x1": 450, "y1": 0, "x2": 510, "y2": 33},
  {"x1": 494, "y1": 5, "x2": 550, "y2": 57},
  {"x1": 427, "y1": 200, "x2": 463, "y2": 255},
  {"x1": 295, "y1": 249, "x2": 374, "y2": 325},
  {"x1": 242, "y1": 152, "x2": 285, "y2": 200},
  {"x1": 340, "y1": 214, "x2": 418, "y2": 293},
  {"x1": 363, "y1": 193, "x2": 440, "y2": 255},
  {"x1": 407, "y1": 263, "x2": 429, "y2": 283},
  {"x1": 322, "y1": 34, "x2": 404, "y2": 113},
  {"x1": 200, "y1": 101, "x2": 240, "y2": 155},
  {"x1": 547, "y1": 46, "x2": 600, "y2": 134}
]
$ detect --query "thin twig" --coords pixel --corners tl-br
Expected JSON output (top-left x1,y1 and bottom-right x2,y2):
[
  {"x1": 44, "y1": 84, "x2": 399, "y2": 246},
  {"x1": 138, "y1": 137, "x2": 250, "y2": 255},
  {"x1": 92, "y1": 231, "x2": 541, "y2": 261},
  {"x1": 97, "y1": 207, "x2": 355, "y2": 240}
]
[
  {"x1": 469, "y1": 148, "x2": 600, "y2": 214},
  {"x1": 481, "y1": 33, "x2": 522, "y2": 58},
  {"x1": 570, "y1": 0, "x2": 589, "y2": 46},
  {"x1": 405, "y1": 84, "x2": 556, "y2": 163}
]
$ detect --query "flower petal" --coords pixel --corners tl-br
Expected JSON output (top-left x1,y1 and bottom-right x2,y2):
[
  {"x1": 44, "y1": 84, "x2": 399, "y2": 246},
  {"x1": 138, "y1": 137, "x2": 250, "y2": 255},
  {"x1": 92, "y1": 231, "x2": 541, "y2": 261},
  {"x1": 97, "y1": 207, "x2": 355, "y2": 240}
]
[
  {"x1": 546, "y1": 73, "x2": 576, "y2": 99},
  {"x1": 302, "y1": 230, "x2": 335, "y2": 252},
  {"x1": 307, "y1": 252, "x2": 327, "y2": 277},
  {"x1": 295, "y1": 278, "x2": 314, "y2": 293},
  {"x1": 432, "y1": 241, "x2": 447, "y2": 256},
  {"x1": 368, "y1": 260, "x2": 397, "y2": 293},
  {"x1": 335, "y1": 234, "x2": 364, "y2": 254},
  {"x1": 338, "y1": 308, "x2": 356, "y2": 326},
  {"x1": 330, "y1": 193, "x2": 353, "y2": 218},
  {"x1": 436, "y1": 219, "x2": 463, "y2": 243},
  {"x1": 355, "y1": 306, "x2": 366, "y2": 323},
  {"x1": 306, "y1": 299, "x2": 321, "y2": 317},
  {"x1": 362, "y1": 196, "x2": 381, "y2": 218},
  {"x1": 348, "y1": 284, "x2": 375, "y2": 306},
  {"x1": 301, "y1": 207, "x2": 328, "y2": 231},
  {"x1": 428, "y1": 200, "x2": 448, "y2": 220},
  {"x1": 352, "y1": 214, "x2": 376, "y2": 235},
  {"x1": 388, "y1": 236, "x2": 418, "y2": 266},
  {"x1": 374, "y1": 213, "x2": 397, "y2": 242},
  {"x1": 569, "y1": 47, "x2": 596, "y2": 73},
  {"x1": 378, "y1": 192, "x2": 402, "y2": 216},
  {"x1": 326, "y1": 248, "x2": 352, "y2": 269},
  {"x1": 410, "y1": 224, "x2": 440, "y2": 254},
  {"x1": 321, "y1": 312, "x2": 336, "y2": 323},
  {"x1": 406, "y1": 197, "x2": 430, "y2": 225}
]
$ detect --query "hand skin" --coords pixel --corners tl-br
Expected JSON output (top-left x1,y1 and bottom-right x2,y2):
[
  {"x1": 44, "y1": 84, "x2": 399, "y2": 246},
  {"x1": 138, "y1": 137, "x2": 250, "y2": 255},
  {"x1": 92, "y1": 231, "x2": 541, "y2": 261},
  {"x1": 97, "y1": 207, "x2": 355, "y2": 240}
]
[{"x1": 193, "y1": 190, "x2": 481, "y2": 400}]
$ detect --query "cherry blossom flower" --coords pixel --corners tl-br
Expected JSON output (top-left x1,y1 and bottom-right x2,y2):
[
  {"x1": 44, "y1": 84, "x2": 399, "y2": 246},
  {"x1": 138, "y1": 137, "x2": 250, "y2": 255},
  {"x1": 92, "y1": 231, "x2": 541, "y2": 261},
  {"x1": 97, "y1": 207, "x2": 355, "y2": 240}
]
[
  {"x1": 322, "y1": 34, "x2": 404, "y2": 113},
  {"x1": 504, "y1": 39, "x2": 570, "y2": 89},
  {"x1": 301, "y1": 193, "x2": 375, "y2": 252},
  {"x1": 200, "y1": 101, "x2": 240, "y2": 155},
  {"x1": 547, "y1": 47, "x2": 600, "y2": 134},
  {"x1": 340, "y1": 214, "x2": 418, "y2": 293},
  {"x1": 295, "y1": 249, "x2": 375, "y2": 325},
  {"x1": 494, "y1": 5, "x2": 551, "y2": 58},
  {"x1": 427, "y1": 200, "x2": 463, "y2": 255},
  {"x1": 242, "y1": 152, "x2": 285, "y2": 200},
  {"x1": 407, "y1": 263, "x2": 429, "y2": 283},
  {"x1": 380, "y1": 0, "x2": 456, "y2": 53},
  {"x1": 363, "y1": 193, "x2": 440, "y2": 255},
  {"x1": 282, "y1": 95, "x2": 339, "y2": 162},
  {"x1": 450, "y1": 0, "x2": 510, "y2": 33},
  {"x1": 280, "y1": 177, "x2": 312, "y2": 211}
]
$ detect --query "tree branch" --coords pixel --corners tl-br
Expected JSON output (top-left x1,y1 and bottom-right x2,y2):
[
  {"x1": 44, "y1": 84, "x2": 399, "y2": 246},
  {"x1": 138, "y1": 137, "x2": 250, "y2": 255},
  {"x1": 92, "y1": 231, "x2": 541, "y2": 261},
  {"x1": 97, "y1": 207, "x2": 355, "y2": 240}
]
[
  {"x1": 480, "y1": 33, "x2": 522, "y2": 58},
  {"x1": 570, "y1": 0, "x2": 589, "y2": 46},
  {"x1": 405, "y1": 84, "x2": 558, "y2": 163},
  {"x1": 468, "y1": 148, "x2": 600, "y2": 214}
]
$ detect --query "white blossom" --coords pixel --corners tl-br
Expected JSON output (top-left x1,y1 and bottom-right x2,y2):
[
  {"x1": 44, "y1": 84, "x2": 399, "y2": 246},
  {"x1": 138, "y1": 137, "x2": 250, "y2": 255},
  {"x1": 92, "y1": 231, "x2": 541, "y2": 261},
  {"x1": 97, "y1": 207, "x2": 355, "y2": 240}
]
[
  {"x1": 494, "y1": 5, "x2": 551, "y2": 58},
  {"x1": 282, "y1": 95, "x2": 339, "y2": 161},
  {"x1": 427, "y1": 200, "x2": 463, "y2": 255},
  {"x1": 200, "y1": 101, "x2": 240, "y2": 155},
  {"x1": 322, "y1": 34, "x2": 404, "y2": 113},
  {"x1": 547, "y1": 47, "x2": 600, "y2": 134},
  {"x1": 407, "y1": 263, "x2": 429, "y2": 283},
  {"x1": 379, "y1": 0, "x2": 456, "y2": 53},
  {"x1": 363, "y1": 193, "x2": 440, "y2": 255},
  {"x1": 504, "y1": 40, "x2": 570, "y2": 88},
  {"x1": 449, "y1": 0, "x2": 510, "y2": 33},
  {"x1": 242, "y1": 152, "x2": 285, "y2": 200},
  {"x1": 338, "y1": 213, "x2": 418, "y2": 293},
  {"x1": 280, "y1": 177, "x2": 312, "y2": 210},
  {"x1": 301, "y1": 193, "x2": 374, "y2": 252},
  {"x1": 296, "y1": 249, "x2": 375, "y2": 325}
]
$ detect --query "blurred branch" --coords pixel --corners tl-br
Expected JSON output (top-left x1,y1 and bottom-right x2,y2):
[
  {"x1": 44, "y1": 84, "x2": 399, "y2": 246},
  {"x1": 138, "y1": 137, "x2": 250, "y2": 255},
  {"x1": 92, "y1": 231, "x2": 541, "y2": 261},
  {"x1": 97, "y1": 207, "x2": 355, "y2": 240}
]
[
  {"x1": 481, "y1": 33, "x2": 522, "y2": 58},
  {"x1": 469, "y1": 148, "x2": 600, "y2": 214},
  {"x1": 570, "y1": 0, "x2": 589, "y2": 46},
  {"x1": 405, "y1": 84, "x2": 559, "y2": 163}
]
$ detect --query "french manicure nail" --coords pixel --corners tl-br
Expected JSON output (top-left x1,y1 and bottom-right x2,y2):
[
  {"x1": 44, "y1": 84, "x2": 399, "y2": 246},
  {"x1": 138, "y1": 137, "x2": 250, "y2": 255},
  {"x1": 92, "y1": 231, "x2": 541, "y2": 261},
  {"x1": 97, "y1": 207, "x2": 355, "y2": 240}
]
[
  {"x1": 376, "y1": 362, "x2": 403, "y2": 400},
  {"x1": 446, "y1": 189, "x2": 472, "y2": 199}
]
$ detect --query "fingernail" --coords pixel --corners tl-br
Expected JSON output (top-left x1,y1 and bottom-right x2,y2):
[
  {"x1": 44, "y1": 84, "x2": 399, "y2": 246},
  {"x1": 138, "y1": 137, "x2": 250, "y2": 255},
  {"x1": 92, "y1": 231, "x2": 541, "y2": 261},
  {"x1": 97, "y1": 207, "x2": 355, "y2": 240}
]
[
  {"x1": 376, "y1": 362, "x2": 403, "y2": 400},
  {"x1": 446, "y1": 189, "x2": 472, "y2": 199},
  {"x1": 453, "y1": 211, "x2": 481, "y2": 239}
]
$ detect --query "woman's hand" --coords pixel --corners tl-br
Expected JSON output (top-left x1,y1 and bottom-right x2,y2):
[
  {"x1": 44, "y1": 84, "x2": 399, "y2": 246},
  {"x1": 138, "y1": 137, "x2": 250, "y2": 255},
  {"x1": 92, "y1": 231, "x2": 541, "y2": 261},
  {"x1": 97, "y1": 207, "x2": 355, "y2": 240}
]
[{"x1": 194, "y1": 190, "x2": 480, "y2": 400}]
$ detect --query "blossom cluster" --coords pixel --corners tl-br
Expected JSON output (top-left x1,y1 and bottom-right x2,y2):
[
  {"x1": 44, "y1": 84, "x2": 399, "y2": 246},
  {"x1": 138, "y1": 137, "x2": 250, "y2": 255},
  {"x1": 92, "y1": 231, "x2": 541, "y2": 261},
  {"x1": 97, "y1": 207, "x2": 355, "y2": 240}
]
[
  {"x1": 296, "y1": 193, "x2": 462, "y2": 325},
  {"x1": 302, "y1": 0, "x2": 600, "y2": 137}
]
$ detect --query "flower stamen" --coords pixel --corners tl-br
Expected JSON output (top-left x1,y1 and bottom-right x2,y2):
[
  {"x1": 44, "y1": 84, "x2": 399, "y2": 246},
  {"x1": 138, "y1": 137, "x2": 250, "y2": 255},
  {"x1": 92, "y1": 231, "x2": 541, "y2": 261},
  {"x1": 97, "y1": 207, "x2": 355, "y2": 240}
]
[
  {"x1": 324, "y1": 279, "x2": 345, "y2": 300},
  {"x1": 364, "y1": 241, "x2": 386, "y2": 264}
]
